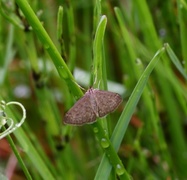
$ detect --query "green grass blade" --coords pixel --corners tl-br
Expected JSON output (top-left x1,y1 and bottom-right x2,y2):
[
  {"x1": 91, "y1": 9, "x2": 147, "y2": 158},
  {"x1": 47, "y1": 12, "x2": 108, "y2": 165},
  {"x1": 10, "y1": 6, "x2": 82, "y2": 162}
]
[
  {"x1": 95, "y1": 47, "x2": 165, "y2": 179},
  {"x1": 15, "y1": 0, "x2": 82, "y2": 98},
  {"x1": 93, "y1": 15, "x2": 107, "y2": 89},
  {"x1": 165, "y1": 43, "x2": 187, "y2": 80},
  {"x1": 0, "y1": 97, "x2": 56, "y2": 179},
  {"x1": 177, "y1": 0, "x2": 187, "y2": 72}
]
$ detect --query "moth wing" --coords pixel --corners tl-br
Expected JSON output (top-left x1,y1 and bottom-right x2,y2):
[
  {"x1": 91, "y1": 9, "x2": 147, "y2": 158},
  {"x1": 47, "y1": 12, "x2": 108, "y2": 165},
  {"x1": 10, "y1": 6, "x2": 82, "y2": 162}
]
[
  {"x1": 94, "y1": 90, "x2": 122, "y2": 117},
  {"x1": 64, "y1": 94, "x2": 97, "y2": 125}
]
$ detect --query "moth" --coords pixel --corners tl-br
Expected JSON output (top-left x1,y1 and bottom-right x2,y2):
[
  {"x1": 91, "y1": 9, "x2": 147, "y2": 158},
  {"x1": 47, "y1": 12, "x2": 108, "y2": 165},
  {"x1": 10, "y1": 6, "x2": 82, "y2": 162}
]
[{"x1": 64, "y1": 88, "x2": 122, "y2": 125}]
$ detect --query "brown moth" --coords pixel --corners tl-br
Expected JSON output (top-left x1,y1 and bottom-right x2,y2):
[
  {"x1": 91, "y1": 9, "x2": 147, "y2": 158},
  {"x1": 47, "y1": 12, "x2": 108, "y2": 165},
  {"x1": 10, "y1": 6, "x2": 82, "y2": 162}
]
[{"x1": 64, "y1": 88, "x2": 122, "y2": 125}]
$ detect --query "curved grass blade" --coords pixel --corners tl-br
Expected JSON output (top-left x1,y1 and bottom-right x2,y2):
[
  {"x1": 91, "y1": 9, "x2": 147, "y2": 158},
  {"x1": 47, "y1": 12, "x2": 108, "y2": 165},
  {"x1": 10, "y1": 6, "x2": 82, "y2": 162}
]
[{"x1": 95, "y1": 47, "x2": 165, "y2": 179}]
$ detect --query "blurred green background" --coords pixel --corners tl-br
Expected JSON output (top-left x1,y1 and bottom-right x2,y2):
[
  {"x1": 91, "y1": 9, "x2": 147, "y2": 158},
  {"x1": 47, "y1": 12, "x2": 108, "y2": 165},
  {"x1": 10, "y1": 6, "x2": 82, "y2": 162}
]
[{"x1": 0, "y1": 0, "x2": 187, "y2": 179}]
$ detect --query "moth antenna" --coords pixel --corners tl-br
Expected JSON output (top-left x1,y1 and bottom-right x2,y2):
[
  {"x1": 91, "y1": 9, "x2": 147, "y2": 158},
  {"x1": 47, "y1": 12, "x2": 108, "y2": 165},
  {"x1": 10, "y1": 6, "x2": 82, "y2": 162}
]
[
  {"x1": 97, "y1": 80, "x2": 101, "y2": 89},
  {"x1": 93, "y1": 72, "x2": 98, "y2": 87},
  {"x1": 74, "y1": 81, "x2": 86, "y2": 91}
]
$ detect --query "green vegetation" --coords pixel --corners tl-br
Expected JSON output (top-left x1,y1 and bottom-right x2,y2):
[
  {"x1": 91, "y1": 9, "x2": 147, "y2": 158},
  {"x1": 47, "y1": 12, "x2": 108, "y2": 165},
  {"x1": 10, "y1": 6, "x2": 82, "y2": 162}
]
[{"x1": 0, "y1": 0, "x2": 187, "y2": 179}]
